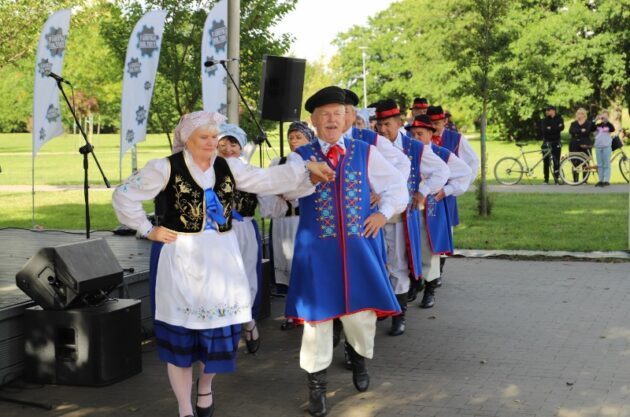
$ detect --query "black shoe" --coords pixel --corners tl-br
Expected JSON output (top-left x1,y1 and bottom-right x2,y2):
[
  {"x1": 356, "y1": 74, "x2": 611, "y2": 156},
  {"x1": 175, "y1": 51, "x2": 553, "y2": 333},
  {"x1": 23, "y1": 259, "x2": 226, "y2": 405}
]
[
  {"x1": 307, "y1": 370, "x2": 327, "y2": 417},
  {"x1": 434, "y1": 277, "x2": 442, "y2": 288},
  {"x1": 388, "y1": 294, "x2": 407, "y2": 336},
  {"x1": 196, "y1": 380, "x2": 215, "y2": 417},
  {"x1": 280, "y1": 318, "x2": 296, "y2": 331},
  {"x1": 420, "y1": 280, "x2": 437, "y2": 309},
  {"x1": 604, "y1": 182, "x2": 610, "y2": 186},
  {"x1": 345, "y1": 342, "x2": 369, "y2": 392},
  {"x1": 244, "y1": 323, "x2": 260, "y2": 354},
  {"x1": 332, "y1": 318, "x2": 343, "y2": 348},
  {"x1": 595, "y1": 182, "x2": 603, "y2": 187}
]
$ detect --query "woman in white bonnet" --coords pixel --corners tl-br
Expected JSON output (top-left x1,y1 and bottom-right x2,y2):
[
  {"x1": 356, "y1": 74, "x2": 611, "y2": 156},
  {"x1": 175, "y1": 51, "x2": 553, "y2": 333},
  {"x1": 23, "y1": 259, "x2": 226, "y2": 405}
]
[{"x1": 112, "y1": 111, "x2": 333, "y2": 417}]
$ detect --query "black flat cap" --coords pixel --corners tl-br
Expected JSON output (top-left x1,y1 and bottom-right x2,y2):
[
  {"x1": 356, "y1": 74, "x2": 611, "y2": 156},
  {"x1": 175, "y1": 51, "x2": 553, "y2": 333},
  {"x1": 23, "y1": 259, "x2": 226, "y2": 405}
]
[
  {"x1": 305, "y1": 86, "x2": 346, "y2": 113},
  {"x1": 426, "y1": 105, "x2": 446, "y2": 121},
  {"x1": 410, "y1": 97, "x2": 429, "y2": 110},
  {"x1": 405, "y1": 114, "x2": 436, "y2": 131},
  {"x1": 375, "y1": 99, "x2": 401, "y2": 120},
  {"x1": 343, "y1": 89, "x2": 360, "y2": 106}
]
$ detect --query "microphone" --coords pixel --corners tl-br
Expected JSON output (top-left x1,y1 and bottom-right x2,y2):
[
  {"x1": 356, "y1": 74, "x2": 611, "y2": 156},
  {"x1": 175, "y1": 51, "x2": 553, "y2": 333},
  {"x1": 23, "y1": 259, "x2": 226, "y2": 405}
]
[
  {"x1": 204, "y1": 58, "x2": 239, "y2": 67},
  {"x1": 46, "y1": 71, "x2": 71, "y2": 85}
]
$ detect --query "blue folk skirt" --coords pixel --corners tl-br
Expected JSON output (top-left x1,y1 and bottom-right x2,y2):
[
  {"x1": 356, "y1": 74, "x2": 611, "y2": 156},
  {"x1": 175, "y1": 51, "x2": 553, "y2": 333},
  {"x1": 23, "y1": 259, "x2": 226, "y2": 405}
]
[{"x1": 150, "y1": 242, "x2": 240, "y2": 373}]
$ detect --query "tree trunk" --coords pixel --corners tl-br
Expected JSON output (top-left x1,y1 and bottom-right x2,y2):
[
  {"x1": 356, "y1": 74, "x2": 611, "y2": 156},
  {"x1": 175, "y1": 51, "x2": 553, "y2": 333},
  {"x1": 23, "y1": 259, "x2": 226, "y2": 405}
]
[{"x1": 479, "y1": 101, "x2": 488, "y2": 217}]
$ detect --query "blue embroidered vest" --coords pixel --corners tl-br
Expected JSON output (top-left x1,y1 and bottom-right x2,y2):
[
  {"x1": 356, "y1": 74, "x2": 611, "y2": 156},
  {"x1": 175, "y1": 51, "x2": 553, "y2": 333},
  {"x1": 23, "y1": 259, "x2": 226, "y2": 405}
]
[
  {"x1": 440, "y1": 129, "x2": 462, "y2": 226},
  {"x1": 398, "y1": 134, "x2": 424, "y2": 279},
  {"x1": 350, "y1": 126, "x2": 378, "y2": 146},
  {"x1": 285, "y1": 138, "x2": 400, "y2": 322},
  {"x1": 424, "y1": 144, "x2": 455, "y2": 254}
]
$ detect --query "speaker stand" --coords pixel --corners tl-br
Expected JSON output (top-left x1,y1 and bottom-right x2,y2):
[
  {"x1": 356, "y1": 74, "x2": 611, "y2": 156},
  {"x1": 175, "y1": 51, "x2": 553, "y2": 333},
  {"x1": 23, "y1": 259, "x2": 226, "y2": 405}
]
[{"x1": 279, "y1": 121, "x2": 284, "y2": 157}]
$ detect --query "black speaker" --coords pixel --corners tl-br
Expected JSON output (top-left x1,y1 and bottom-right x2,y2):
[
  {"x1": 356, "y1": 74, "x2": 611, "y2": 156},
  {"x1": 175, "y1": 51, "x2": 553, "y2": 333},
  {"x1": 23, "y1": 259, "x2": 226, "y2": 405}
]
[
  {"x1": 16, "y1": 238, "x2": 123, "y2": 310},
  {"x1": 258, "y1": 55, "x2": 306, "y2": 122},
  {"x1": 24, "y1": 299, "x2": 142, "y2": 386}
]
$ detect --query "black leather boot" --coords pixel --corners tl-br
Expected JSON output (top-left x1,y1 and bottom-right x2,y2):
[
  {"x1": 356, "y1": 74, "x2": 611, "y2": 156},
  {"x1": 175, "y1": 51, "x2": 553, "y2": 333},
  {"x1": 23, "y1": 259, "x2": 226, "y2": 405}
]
[
  {"x1": 389, "y1": 294, "x2": 407, "y2": 336},
  {"x1": 407, "y1": 278, "x2": 424, "y2": 302},
  {"x1": 420, "y1": 279, "x2": 437, "y2": 308},
  {"x1": 345, "y1": 342, "x2": 369, "y2": 392},
  {"x1": 307, "y1": 370, "x2": 327, "y2": 417},
  {"x1": 332, "y1": 318, "x2": 343, "y2": 348}
]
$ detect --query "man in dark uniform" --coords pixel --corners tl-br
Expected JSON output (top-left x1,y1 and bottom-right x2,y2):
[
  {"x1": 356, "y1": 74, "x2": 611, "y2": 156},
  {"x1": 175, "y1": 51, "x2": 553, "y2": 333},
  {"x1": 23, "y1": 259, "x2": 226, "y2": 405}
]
[{"x1": 541, "y1": 105, "x2": 565, "y2": 185}]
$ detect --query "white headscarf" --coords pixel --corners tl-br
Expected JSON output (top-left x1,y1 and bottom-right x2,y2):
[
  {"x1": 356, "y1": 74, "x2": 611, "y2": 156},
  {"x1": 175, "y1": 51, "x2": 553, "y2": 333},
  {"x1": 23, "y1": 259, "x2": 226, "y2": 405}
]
[
  {"x1": 356, "y1": 107, "x2": 376, "y2": 127},
  {"x1": 218, "y1": 123, "x2": 248, "y2": 149},
  {"x1": 172, "y1": 111, "x2": 227, "y2": 154}
]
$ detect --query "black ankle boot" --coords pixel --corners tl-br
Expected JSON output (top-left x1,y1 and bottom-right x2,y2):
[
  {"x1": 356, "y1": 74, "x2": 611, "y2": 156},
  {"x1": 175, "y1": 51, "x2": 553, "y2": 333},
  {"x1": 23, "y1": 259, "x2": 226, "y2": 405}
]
[
  {"x1": 407, "y1": 278, "x2": 423, "y2": 302},
  {"x1": 307, "y1": 370, "x2": 328, "y2": 417},
  {"x1": 332, "y1": 318, "x2": 343, "y2": 348},
  {"x1": 389, "y1": 294, "x2": 407, "y2": 336},
  {"x1": 420, "y1": 279, "x2": 437, "y2": 309},
  {"x1": 345, "y1": 342, "x2": 369, "y2": 392},
  {"x1": 195, "y1": 379, "x2": 214, "y2": 417}
]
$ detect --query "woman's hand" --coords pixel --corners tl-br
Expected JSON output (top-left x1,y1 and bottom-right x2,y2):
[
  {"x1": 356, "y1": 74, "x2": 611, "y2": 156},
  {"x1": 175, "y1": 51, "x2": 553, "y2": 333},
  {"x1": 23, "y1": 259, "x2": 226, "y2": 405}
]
[
  {"x1": 306, "y1": 157, "x2": 335, "y2": 183},
  {"x1": 147, "y1": 226, "x2": 178, "y2": 244},
  {"x1": 413, "y1": 191, "x2": 426, "y2": 209},
  {"x1": 433, "y1": 189, "x2": 446, "y2": 202}
]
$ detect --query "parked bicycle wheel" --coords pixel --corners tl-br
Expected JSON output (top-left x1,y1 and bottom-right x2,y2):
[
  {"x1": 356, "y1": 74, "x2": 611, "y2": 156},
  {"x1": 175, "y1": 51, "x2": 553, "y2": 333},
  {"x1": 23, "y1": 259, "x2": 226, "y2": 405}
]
[
  {"x1": 559, "y1": 154, "x2": 590, "y2": 186},
  {"x1": 494, "y1": 157, "x2": 523, "y2": 185},
  {"x1": 619, "y1": 155, "x2": 630, "y2": 183}
]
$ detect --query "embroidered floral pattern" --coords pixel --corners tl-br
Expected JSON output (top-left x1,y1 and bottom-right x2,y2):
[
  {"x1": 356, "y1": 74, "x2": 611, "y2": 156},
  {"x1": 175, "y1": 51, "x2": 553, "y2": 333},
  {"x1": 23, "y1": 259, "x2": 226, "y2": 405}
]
[
  {"x1": 315, "y1": 182, "x2": 337, "y2": 238},
  {"x1": 343, "y1": 169, "x2": 363, "y2": 236},
  {"x1": 118, "y1": 171, "x2": 144, "y2": 193},
  {"x1": 173, "y1": 175, "x2": 203, "y2": 230},
  {"x1": 426, "y1": 193, "x2": 437, "y2": 217},
  {"x1": 214, "y1": 173, "x2": 234, "y2": 232},
  {"x1": 176, "y1": 302, "x2": 250, "y2": 321}
]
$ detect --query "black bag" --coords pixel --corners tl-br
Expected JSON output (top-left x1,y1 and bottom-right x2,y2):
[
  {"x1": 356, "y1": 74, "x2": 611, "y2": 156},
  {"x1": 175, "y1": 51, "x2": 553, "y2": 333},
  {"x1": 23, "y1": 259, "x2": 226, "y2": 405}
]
[{"x1": 612, "y1": 136, "x2": 623, "y2": 151}]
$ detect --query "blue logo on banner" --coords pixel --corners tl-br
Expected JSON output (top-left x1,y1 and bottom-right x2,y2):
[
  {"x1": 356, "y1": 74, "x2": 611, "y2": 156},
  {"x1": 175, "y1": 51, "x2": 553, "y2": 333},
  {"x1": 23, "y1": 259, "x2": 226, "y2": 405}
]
[
  {"x1": 127, "y1": 57, "x2": 142, "y2": 77},
  {"x1": 144, "y1": 81, "x2": 152, "y2": 91},
  {"x1": 125, "y1": 129, "x2": 135, "y2": 144},
  {"x1": 205, "y1": 55, "x2": 217, "y2": 77},
  {"x1": 45, "y1": 27, "x2": 66, "y2": 57},
  {"x1": 137, "y1": 26, "x2": 160, "y2": 57},
  {"x1": 39, "y1": 128, "x2": 47, "y2": 142},
  {"x1": 45, "y1": 105, "x2": 60, "y2": 123},
  {"x1": 136, "y1": 106, "x2": 147, "y2": 125},
  {"x1": 38, "y1": 58, "x2": 53, "y2": 77},
  {"x1": 210, "y1": 20, "x2": 227, "y2": 53},
  {"x1": 218, "y1": 103, "x2": 227, "y2": 116}
]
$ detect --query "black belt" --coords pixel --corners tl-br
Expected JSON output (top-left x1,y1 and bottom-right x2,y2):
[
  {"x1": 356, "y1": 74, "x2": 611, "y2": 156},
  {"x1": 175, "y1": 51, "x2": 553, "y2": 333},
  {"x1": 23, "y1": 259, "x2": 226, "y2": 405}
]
[{"x1": 285, "y1": 205, "x2": 299, "y2": 217}]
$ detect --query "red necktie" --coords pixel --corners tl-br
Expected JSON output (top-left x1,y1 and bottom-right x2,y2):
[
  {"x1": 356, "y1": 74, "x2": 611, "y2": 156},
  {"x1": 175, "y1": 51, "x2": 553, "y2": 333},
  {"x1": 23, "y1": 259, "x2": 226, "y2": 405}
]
[
  {"x1": 326, "y1": 144, "x2": 344, "y2": 168},
  {"x1": 432, "y1": 134, "x2": 442, "y2": 147}
]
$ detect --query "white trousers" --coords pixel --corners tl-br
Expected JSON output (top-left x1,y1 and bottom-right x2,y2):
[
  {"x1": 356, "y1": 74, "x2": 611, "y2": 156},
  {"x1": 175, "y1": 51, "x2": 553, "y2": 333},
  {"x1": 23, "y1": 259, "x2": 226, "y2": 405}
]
[
  {"x1": 420, "y1": 215, "x2": 441, "y2": 282},
  {"x1": 383, "y1": 222, "x2": 410, "y2": 294},
  {"x1": 299, "y1": 311, "x2": 376, "y2": 373}
]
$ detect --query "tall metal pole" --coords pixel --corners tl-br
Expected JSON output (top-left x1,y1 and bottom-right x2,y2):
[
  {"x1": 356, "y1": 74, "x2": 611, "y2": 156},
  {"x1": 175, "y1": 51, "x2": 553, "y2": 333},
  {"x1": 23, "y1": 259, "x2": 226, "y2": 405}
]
[
  {"x1": 359, "y1": 46, "x2": 368, "y2": 107},
  {"x1": 227, "y1": 0, "x2": 240, "y2": 124}
]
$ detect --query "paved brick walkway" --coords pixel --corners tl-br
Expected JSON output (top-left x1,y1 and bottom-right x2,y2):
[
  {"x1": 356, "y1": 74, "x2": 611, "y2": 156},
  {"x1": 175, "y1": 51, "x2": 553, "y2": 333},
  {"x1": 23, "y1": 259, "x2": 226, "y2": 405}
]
[{"x1": 2, "y1": 258, "x2": 630, "y2": 417}]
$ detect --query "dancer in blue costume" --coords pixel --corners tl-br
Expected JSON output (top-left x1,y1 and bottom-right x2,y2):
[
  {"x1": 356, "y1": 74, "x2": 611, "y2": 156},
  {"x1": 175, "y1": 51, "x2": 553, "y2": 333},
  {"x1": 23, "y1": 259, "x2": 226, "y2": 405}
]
[
  {"x1": 112, "y1": 111, "x2": 334, "y2": 417},
  {"x1": 283, "y1": 86, "x2": 408, "y2": 417},
  {"x1": 427, "y1": 105, "x2": 479, "y2": 285},
  {"x1": 406, "y1": 115, "x2": 473, "y2": 308},
  {"x1": 374, "y1": 99, "x2": 449, "y2": 335}
]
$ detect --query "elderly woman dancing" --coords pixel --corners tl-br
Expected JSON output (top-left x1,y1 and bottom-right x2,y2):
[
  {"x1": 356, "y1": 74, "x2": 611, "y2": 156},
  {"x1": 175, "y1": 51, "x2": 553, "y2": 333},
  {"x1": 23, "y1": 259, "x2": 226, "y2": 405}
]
[{"x1": 112, "y1": 111, "x2": 334, "y2": 417}]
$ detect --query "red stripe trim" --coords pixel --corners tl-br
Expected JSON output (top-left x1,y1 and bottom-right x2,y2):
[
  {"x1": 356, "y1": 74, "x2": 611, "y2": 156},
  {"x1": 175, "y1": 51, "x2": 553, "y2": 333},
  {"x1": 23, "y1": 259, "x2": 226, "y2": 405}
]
[
  {"x1": 412, "y1": 103, "x2": 429, "y2": 109},
  {"x1": 336, "y1": 144, "x2": 349, "y2": 313},
  {"x1": 428, "y1": 113, "x2": 446, "y2": 121},
  {"x1": 408, "y1": 120, "x2": 434, "y2": 129},
  {"x1": 286, "y1": 307, "x2": 400, "y2": 324},
  {"x1": 376, "y1": 108, "x2": 400, "y2": 118}
]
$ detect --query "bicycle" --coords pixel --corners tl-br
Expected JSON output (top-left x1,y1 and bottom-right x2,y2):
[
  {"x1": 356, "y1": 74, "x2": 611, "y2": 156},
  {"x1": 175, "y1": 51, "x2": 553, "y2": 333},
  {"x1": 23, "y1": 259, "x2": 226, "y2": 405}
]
[
  {"x1": 558, "y1": 145, "x2": 629, "y2": 186},
  {"x1": 493, "y1": 143, "x2": 556, "y2": 185}
]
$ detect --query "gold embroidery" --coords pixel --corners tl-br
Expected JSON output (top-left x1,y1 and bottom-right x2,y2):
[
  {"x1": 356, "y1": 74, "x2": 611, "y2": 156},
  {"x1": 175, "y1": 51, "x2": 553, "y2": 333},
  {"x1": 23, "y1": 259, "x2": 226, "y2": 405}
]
[{"x1": 173, "y1": 175, "x2": 203, "y2": 230}]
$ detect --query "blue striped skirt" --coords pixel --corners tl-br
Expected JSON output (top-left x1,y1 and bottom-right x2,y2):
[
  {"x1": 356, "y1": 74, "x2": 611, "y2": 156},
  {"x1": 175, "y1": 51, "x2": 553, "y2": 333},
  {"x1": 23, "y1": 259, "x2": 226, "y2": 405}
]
[{"x1": 150, "y1": 242, "x2": 240, "y2": 373}]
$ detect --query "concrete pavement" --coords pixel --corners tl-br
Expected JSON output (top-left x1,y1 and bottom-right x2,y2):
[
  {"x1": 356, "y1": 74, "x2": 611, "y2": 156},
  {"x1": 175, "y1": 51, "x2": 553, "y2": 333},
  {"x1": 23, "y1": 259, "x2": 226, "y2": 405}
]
[{"x1": 2, "y1": 257, "x2": 630, "y2": 417}]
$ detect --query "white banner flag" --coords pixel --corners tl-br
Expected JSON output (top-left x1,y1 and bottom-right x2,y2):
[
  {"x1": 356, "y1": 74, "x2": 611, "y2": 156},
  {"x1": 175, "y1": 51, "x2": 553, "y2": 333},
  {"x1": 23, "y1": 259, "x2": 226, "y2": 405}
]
[
  {"x1": 120, "y1": 9, "x2": 167, "y2": 163},
  {"x1": 32, "y1": 9, "x2": 72, "y2": 158},
  {"x1": 202, "y1": 0, "x2": 228, "y2": 114}
]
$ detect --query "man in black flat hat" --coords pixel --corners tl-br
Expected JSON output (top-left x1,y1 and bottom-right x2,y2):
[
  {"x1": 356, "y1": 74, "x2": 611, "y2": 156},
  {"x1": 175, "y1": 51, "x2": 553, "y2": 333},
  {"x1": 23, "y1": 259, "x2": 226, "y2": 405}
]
[
  {"x1": 410, "y1": 97, "x2": 430, "y2": 117},
  {"x1": 541, "y1": 105, "x2": 564, "y2": 185},
  {"x1": 282, "y1": 86, "x2": 408, "y2": 417}
]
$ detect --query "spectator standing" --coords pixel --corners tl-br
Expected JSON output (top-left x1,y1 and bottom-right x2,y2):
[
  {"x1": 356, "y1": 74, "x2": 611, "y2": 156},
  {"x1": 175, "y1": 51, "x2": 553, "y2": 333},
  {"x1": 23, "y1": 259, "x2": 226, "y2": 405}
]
[
  {"x1": 568, "y1": 108, "x2": 593, "y2": 183},
  {"x1": 540, "y1": 105, "x2": 564, "y2": 184},
  {"x1": 593, "y1": 110, "x2": 615, "y2": 187}
]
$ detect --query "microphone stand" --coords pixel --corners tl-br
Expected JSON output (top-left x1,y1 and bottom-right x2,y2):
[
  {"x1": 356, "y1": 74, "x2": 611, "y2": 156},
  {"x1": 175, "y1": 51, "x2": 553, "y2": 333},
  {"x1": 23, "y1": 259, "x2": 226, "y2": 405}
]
[
  {"x1": 219, "y1": 61, "x2": 272, "y2": 147},
  {"x1": 54, "y1": 79, "x2": 111, "y2": 239}
]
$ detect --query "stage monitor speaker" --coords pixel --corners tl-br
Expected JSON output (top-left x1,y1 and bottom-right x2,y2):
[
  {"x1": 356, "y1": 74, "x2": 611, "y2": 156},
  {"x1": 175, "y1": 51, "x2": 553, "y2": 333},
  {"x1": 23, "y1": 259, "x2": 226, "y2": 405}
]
[
  {"x1": 16, "y1": 238, "x2": 123, "y2": 310},
  {"x1": 258, "y1": 55, "x2": 306, "y2": 122},
  {"x1": 24, "y1": 299, "x2": 142, "y2": 386}
]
